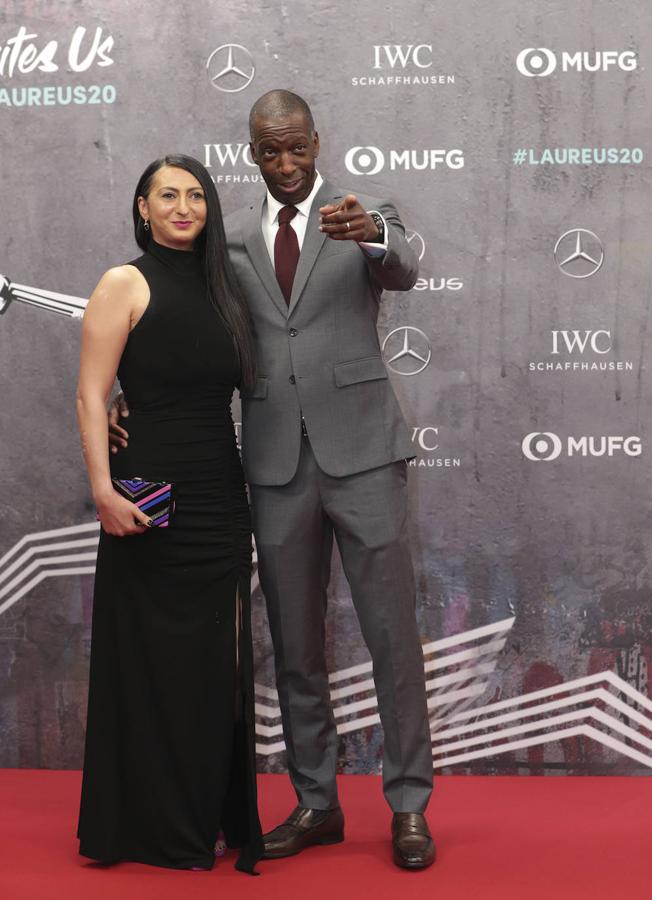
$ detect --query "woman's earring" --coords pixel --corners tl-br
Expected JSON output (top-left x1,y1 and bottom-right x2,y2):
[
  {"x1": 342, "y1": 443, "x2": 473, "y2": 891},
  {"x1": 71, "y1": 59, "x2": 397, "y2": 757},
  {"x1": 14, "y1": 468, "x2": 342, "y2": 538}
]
[{"x1": 143, "y1": 219, "x2": 150, "y2": 231}]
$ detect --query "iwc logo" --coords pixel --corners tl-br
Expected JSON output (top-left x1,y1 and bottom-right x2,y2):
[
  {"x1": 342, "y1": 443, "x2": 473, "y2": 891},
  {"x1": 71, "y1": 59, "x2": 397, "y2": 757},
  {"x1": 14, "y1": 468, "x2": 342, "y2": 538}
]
[
  {"x1": 206, "y1": 43, "x2": 255, "y2": 93},
  {"x1": 382, "y1": 326, "x2": 431, "y2": 375},
  {"x1": 553, "y1": 229, "x2": 604, "y2": 278},
  {"x1": 202, "y1": 141, "x2": 262, "y2": 185},
  {"x1": 528, "y1": 329, "x2": 633, "y2": 374},
  {"x1": 350, "y1": 44, "x2": 456, "y2": 88},
  {"x1": 409, "y1": 426, "x2": 461, "y2": 469}
]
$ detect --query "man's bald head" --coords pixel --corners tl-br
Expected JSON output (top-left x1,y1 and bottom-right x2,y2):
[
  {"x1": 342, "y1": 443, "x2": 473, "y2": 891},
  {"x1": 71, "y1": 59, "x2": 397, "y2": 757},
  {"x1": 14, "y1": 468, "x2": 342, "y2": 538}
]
[{"x1": 249, "y1": 90, "x2": 315, "y2": 140}]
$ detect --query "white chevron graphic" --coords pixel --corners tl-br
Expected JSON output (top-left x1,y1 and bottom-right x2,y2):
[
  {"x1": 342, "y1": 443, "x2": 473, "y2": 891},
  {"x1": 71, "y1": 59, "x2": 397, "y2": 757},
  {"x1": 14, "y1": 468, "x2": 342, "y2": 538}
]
[
  {"x1": 0, "y1": 523, "x2": 101, "y2": 617},
  {"x1": 3, "y1": 526, "x2": 650, "y2": 770},
  {"x1": 430, "y1": 670, "x2": 652, "y2": 770},
  {"x1": 254, "y1": 617, "x2": 516, "y2": 755},
  {"x1": 0, "y1": 525, "x2": 514, "y2": 756},
  {"x1": 0, "y1": 522, "x2": 260, "y2": 618}
]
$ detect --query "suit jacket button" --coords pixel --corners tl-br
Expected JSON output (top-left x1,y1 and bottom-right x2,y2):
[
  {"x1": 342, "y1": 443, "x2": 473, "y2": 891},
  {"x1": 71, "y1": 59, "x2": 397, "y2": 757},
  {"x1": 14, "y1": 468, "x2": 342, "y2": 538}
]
[
  {"x1": 289, "y1": 328, "x2": 298, "y2": 337},
  {"x1": 289, "y1": 374, "x2": 296, "y2": 384}
]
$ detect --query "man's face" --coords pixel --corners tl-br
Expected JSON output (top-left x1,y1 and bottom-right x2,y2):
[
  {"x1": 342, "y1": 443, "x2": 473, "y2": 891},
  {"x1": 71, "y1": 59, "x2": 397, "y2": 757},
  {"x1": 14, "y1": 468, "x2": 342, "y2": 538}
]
[{"x1": 250, "y1": 111, "x2": 320, "y2": 205}]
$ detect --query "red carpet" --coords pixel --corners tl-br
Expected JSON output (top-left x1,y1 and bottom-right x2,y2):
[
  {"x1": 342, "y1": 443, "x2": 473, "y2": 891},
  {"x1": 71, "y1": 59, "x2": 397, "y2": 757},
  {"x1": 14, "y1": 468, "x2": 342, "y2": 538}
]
[{"x1": 0, "y1": 770, "x2": 650, "y2": 900}]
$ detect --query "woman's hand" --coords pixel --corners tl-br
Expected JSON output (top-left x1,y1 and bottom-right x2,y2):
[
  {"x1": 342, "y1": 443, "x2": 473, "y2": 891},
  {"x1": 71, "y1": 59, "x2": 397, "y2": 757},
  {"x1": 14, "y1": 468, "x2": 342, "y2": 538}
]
[{"x1": 96, "y1": 490, "x2": 153, "y2": 536}]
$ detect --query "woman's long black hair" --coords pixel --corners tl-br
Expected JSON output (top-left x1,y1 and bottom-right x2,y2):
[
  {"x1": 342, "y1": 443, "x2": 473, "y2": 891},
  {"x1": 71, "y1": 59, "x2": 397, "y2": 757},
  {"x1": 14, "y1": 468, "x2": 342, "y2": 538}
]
[{"x1": 132, "y1": 154, "x2": 256, "y2": 392}]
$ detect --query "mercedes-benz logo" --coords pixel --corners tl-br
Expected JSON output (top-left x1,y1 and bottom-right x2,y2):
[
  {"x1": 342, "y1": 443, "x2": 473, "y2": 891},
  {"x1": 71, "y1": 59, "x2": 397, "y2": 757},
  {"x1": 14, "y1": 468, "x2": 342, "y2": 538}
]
[
  {"x1": 405, "y1": 230, "x2": 426, "y2": 262},
  {"x1": 554, "y1": 229, "x2": 604, "y2": 278},
  {"x1": 382, "y1": 326, "x2": 431, "y2": 376},
  {"x1": 206, "y1": 43, "x2": 255, "y2": 93}
]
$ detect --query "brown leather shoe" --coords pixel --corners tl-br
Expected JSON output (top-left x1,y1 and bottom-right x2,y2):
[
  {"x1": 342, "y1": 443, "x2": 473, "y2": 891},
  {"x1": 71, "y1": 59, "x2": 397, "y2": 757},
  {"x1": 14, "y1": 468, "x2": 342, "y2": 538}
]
[
  {"x1": 391, "y1": 813, "x2": 436, "y2": 869},
  {"x1": 263, "y1": 806, "x2": 345, "y2": 859}
]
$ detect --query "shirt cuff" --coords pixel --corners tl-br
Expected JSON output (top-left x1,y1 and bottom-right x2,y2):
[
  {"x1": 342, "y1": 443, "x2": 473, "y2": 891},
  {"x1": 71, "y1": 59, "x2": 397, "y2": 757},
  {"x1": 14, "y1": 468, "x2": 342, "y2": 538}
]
[{"x1": 358, "y1": 210, "x2": 389, "y2": 258}]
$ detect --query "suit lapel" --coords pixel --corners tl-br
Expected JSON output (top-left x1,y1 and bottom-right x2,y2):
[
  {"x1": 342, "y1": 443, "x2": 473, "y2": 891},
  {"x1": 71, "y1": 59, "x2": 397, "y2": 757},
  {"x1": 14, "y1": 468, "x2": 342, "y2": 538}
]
[
  {"x1": 287, "y1": 180, "x2": 342, "y2": 317},
  {"x1": 242, "y1": 195, "x2": 288, "y2": 318}
]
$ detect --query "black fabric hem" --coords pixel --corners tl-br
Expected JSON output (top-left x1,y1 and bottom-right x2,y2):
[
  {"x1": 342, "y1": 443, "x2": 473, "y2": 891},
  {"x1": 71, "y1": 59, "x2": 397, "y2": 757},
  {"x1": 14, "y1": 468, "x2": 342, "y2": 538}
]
[{"x1": 78, "y1": 844, "x2": 215, "y2": 871}]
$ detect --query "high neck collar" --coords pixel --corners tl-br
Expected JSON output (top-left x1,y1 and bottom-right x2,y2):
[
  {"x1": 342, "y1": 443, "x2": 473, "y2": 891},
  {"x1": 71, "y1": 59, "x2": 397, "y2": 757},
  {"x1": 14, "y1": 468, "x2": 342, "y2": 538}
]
[{"x1": 147, "y1": 238, "x2": 203, "y2": 275}]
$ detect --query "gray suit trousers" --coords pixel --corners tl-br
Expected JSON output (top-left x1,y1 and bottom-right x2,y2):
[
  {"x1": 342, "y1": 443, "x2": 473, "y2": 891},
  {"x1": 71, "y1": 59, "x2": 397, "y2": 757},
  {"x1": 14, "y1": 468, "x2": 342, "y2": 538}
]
[{"x1": 250, "y1": 438, "x2": 433, "y2": 813}]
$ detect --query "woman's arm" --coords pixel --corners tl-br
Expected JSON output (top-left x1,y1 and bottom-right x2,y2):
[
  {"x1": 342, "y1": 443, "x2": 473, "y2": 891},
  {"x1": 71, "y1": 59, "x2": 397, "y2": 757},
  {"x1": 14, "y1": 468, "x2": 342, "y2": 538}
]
[{"x1": 76, "y1": 266, "x2": 152, "y2": 536}]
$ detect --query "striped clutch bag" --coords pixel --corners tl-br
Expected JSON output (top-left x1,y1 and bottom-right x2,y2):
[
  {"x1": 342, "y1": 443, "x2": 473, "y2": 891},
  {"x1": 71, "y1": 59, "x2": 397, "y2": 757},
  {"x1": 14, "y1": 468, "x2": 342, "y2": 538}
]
[{"x1": 111, "y1": 477, "x2": 176, "y2": 528}]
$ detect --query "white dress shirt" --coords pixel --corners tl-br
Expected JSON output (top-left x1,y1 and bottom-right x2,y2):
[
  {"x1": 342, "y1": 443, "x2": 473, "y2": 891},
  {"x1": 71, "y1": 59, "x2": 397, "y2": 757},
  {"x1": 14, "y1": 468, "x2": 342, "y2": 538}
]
[{"x1": 261, "y1": 171, "x2": 389, "y2": 263}]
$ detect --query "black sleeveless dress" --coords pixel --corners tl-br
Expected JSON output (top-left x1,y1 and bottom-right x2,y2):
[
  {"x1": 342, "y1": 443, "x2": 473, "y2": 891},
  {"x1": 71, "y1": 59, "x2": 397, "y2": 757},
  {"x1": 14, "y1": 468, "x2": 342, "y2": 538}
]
[{"x1": 78, "y1": 240, "x2": 262, "y2": 873}]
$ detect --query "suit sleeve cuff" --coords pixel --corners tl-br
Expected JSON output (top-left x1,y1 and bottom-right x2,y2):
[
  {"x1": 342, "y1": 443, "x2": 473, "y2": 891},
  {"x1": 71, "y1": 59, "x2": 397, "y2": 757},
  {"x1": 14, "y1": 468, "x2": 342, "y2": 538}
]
[{"x1": 358, "y1": 210, "x2": 389, "y2": 258}]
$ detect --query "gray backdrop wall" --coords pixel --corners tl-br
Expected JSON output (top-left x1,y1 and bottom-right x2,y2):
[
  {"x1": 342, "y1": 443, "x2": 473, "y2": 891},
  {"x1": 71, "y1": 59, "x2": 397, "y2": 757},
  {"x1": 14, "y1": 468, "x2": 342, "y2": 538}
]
[{"x1": 1, "y1": 0, "x2": 652, "y2": 775}]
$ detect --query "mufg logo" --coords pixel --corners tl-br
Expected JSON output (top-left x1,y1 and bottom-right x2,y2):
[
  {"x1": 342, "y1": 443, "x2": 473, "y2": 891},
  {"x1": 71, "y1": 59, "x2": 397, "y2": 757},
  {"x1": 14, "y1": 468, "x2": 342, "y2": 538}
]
[
  {"x1": 516, "y1": 48, "x2": 637, "y2": 76},
  {"x1": 522, "y1": 432, "x2": 642, "y2": 461},
  {"x1": 345, "y1": 146, "x2": 464, "y2": 174}
]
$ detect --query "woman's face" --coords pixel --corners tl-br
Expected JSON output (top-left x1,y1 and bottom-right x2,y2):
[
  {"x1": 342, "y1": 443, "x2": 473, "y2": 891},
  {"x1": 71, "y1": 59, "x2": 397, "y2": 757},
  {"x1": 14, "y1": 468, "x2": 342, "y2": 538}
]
[{"x1": 138, "y1": 166, "x2": 207, "y2": 250}]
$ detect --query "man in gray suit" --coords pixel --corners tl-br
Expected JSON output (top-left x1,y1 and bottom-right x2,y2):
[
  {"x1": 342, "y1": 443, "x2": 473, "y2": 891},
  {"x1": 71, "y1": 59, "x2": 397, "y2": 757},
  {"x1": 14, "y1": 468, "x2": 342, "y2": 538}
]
[{"x1": 229, "y1": 90, "x2": 434, "y2": 869}]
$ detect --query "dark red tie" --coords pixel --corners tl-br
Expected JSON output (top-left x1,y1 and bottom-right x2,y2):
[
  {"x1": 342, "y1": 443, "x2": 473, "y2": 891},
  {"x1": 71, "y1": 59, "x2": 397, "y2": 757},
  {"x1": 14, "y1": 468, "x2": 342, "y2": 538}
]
[{"x1": 274, "y1": 205, "x2": 300, "y2": 305}]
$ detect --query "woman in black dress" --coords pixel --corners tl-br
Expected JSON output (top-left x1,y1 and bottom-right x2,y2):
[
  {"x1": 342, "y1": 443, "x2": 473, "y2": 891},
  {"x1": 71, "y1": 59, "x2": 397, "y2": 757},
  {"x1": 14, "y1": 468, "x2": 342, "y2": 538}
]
[{"x1": 75, "y1": 155, "x2": 262, "y2": 872}]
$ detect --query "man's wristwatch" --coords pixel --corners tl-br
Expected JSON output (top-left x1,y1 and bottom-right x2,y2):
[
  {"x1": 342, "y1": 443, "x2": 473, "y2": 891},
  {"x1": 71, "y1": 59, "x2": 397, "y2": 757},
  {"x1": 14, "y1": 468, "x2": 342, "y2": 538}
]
[{"x1": 368, "y1": 212, "x2": 385, "y2": 244}]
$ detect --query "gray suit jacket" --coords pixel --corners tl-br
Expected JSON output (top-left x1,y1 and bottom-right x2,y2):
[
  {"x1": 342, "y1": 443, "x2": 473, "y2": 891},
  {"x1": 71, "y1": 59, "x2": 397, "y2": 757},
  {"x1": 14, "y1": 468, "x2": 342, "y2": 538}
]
[{"x1": 225, "y1": 179, "x2": 418, "y2": 486}]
